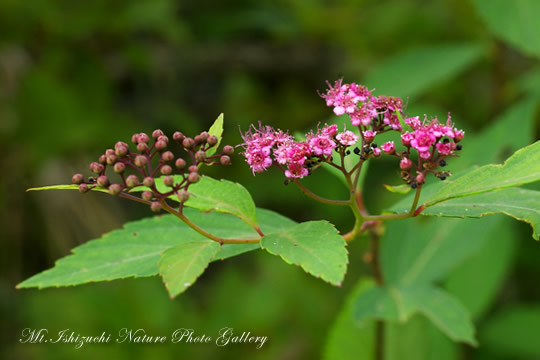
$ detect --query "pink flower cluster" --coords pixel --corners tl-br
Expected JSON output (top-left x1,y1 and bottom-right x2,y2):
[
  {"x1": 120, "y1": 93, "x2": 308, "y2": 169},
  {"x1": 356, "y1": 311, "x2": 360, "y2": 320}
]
[{"x1": 241, "y1": 123, "x2": 359, "y2": 179}]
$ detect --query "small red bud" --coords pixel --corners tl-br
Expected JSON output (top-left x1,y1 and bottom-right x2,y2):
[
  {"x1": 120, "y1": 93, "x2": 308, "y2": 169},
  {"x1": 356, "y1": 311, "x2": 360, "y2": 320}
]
[
  {"x1": 173, "y1": 131, "x2": 184, "y2": 142},
  {"x1": 126, "y1": 174, "x2": 140, "y2": 188},
  {"x1": 138, "y1": 133, "x2": 150, "y2": 143},
  {"x1": 160, "y1": 165, "x2": 172, "y2": 175},
  {"x1": 175, "y1": 158, "x2": 186, "y2": 170},
  {"x1": 220, "y1": 155, "x2": 231, "y2": 165},
  {"x1": 158, "y1": 135, "x2": 169, "y2": 143},
  {"x1": 134, "y1": 155, "x2": 147, "y2": 168},
  {"x1": 106, "y1": 154, "x2": 117, "y2": 165},
  {"x1": 131, "y1": 133, "x2": 139, "y2": 144},
  {"x1": 182, "y1": 137, "x2": 194, "y2": 149},
  {"x1": 195, "y1": 150, "x2": 206, "y2": 162},
  {"x1": 142, "y1": 191, "x2": 153, "y2": 201},
  {"x1": 113, "y1": 162, "x2": 126, "y2": 173},
  {"x1": 115, "y1": 141, "x2": 128, "y2": 149},
  {"x1": 177, "y1": 190, "x2": 190, "y2": 202},
  {"x1": 108, "y1": 184, "x2": 122, "y2": 196},
  {"x1": 155, "y1": 140, "x2": 167, "y2": 152},
  {"x1": 162, "y1": 151, "x2": 174, "y2": 162},
  {"x1": 97, "y1": 175, "x2": 110, "y2": 188},
  {"x1": 207, "y1": 136, "x2": 218, "y2": 146},
  {"x1": 199, "y1": 131, "x2": 209, "y2": 142},
  {"x1": 152, "y1": 129, "x2": 164, "y2": 139},
  {"x1": 163, "y1": 176, "x2": 174, "y2": 187},
  {"x1": 98, "y1": 155, "x2": 107, "y2": 165},
  {"x1": 137, "y1": 142, "x2": 149, "y2": 152},
  {"x1": 78, "y1": 183, "x2": 89, "y2": 193},
  {"x1": 143, "y1": 177, "x2": 154, "y2": 187},
  {"x1": 115, "y1": 145, "x2": 128, "y2": 157},
  {"x1": 416, "y1": 173, "x2": 425, "y2": 184},
  {"x1": 188, "y1": 172, "x2": 200, "y2": 184},
  {"x1": 188, "y1": 165, "x2": 198, "y2": 173},
  {"x1": 150, "y1": 202, "x2": 162, "y2": 213},
  {"x1": 72, "y1": 173, "x2": 84, "y2": 184},
  {"x1": 89, "y1": 162, "x2": 104, "y2": 174},
  {"x1": 222, "y1": 145, "x2": 234, "y2": 156}
]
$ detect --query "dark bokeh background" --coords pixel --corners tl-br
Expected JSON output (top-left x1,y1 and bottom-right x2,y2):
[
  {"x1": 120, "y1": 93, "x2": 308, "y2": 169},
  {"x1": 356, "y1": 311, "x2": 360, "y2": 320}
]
[{"x1": 1, "y1": 0, "x2": 539, "y2": 359}]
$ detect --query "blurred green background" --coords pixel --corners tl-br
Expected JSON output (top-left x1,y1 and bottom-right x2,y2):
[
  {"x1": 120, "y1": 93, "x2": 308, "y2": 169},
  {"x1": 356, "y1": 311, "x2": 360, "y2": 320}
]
[{"x1": 1, "y1": 0, "x2": 540, "y2": 359}]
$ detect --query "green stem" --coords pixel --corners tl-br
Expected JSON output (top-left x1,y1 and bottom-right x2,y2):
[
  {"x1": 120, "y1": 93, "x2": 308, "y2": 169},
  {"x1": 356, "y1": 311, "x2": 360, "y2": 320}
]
[
  {"x1": 362, "y1": 185, "x2": 423, "y2": 221},
  {"x1": 291, "y1": 179, "x2": 349, "y2": 206}
]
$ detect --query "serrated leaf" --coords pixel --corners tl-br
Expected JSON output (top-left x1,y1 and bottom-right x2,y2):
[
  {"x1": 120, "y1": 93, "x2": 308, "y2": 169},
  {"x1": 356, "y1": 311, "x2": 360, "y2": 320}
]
[
  {"x1": 17, "y1": 208, "x2": 295, "y2": 289},
  {"x1": 206, "y1": 113, "x2": 224, "y2": 157},
  {"x1": 418, "y1": 188, "x2": 540, "y2": 240},
  {"x1": 185, "y1": 176, "x2": 259, "y2": 228},
  {"x1": 158, "y1": 241, "x2": 221, "y2": 298},
  {"x1": 384, "y1": 183, "x2": 412, "y2": 194},
  {"x1": 324, "y1": 278, "x2": 375, "y2": 360},
  {"x1": 261, "y1": 221, "x2": 348, "y2": 285},
  {"x1": 353, "y1": 285, "x2": 476, "y2": 345},
  {"x1": 364, "y1": 43, "x2": 485, "y2": 98},
  {"x1": 473, "y1": 0, "x2": 540, "y2": 58}
]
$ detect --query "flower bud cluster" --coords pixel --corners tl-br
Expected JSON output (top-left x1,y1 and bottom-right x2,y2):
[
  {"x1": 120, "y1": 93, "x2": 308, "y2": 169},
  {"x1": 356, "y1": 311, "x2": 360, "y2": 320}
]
[{"x1": 72, "y1": 128, "x2": 234, "y2": 212}]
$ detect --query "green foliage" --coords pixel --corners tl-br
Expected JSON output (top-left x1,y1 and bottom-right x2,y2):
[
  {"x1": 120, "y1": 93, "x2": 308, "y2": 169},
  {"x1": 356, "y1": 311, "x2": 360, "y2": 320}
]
[
  {"x1": 158, "y1": 241, "x2": 221, "y2": 298},
  {"x1": 261, "y1": 221, "x2": 348, "y2": 286},
  {"x1": 473, "y1": 0, "x2": 540, "y2": 58},
  {"x1": 206, "y1": 113, "x2": 224, "y2": 157},
  {"x1": 353, "y1": 284, "x2": 476, "y2": 345},
  {"x1": 383, "y1": 183, "x2": 412, "y2": 195}
]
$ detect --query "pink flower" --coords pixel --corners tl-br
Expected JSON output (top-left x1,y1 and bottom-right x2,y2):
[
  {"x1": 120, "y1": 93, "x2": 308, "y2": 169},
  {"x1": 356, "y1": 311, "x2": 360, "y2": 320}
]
[
  {"x1": 322, "y1": 124, "x2": 338, "y2": 137},
  {"x1": 308, "y1": 134, "x2": 336, "y2": 156},
  {"x1": 336, "y1": 130, "x2": 359, "y2": 146},
  {"x1": 436, "y1": 142, "x2": 453, "y2": 156},
  {"x1": 363, "y1": 130, "x2": 376, "y2": 143},
  {"x1": 454, "y1": 129, "x2": 465, "y2": 142},
  {"x1": 401, "y1": 132, "x2": 414, "y2": 147},
  {"x1": 416, "y1": 173, "x2": 425, "y2": 184},
  {"x1": 383, "y1": 113, "x2": 402, "y2": 131},
  {"x1": 400, "y1": 158, "x2": 412, "y2": 170},
  {"x1": 405, "y1": 116, "x2": 422, "y2": 130},
  {"x1": 286, "y1": 142, "x2": 311, "y2": 164},
  {"x1": 410, "y1": 129, "x2": 436, "y2": 153},
  {"x1": 382, "y1": 141, "x2": 395, "y2": 154},
  {"x1": 245, "y1": 148, "x2": 273, "y2": 174},
  {"x1": 372, "y1": 147, "x2": 382, "y2": 157},
  {"x1": 419, "y1": 151, "x2": 431, "y2": 160},
  {"x1": 320, "y1": 79, "x2": 364, "y2": 117},
  {"x1": 350, "y1": 104, "x2": 377, "y2": 126},
  {"x1": 285, "y1": 162, "x2": 309, "y2": 179}
]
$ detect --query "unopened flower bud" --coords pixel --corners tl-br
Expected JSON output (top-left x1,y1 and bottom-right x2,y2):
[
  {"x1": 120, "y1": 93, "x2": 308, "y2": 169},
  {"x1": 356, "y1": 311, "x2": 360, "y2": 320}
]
[
  {"x1": 125, "y1": 174, "x2": 139, "y2": 188},
  {"x1": 89, "y1": 162, "x2": 104, "y2": 174},
  {"x1": 199, "y1": 131, "x2": 209, "y2": 142},
  {"x1": 158, "y1": 135, "x2": 169, "y2": 143},
  {"x1": 195, "y1": 150, "x2": 206, "y2": 162},
  {"x1": 143, "y1": 177, "x2": 154, "y2": 187},
  {"x1": 137, "y1": 142, "x2": 149, "y2": 152},
  {"x1": 175, "y1": 158, "x2": 186, "y2": 170},
  {"x1": 163, "y1": 175, "x2": 174, "y2": 187},
  {"x1": 372, "y1": 147, "x2": 382, "y2": 157},
  {"x1": 416, "y1": 173, "x2": 425, "y2": 184},
  {"x1": 138, "y1": 133, "x2": 150, "y2": 143},
  {"x1": 134, "y1": 155, "x2": 147, "y2": 167},
  {"x1": 105, "y1": 149, "x2": 115, "y2": 156},
  {"x1": 363, "y1": 131, "x2": 376, "y2": 143},
  {"x1": 162, "y1": 151, "x2": 174, "y2": 162},
  {"x1": 173, "y1": 131, "x2": 184, "y2": 142},
  {"x1": 150, "y1": 202, "x2": 161, "y2": 213},
  {"x1": 108, "y1": 184, "x2": 122, "y2": 196},
  {"x1": 115, "y1": 145, "x2": 128, "y2": 157},
  {"x1": 220, "y1": 155, "x2": 231, "y2": 165},
  {"x1": 131, "y1": 133, "x2": 139, "y2": 143},
  {"x1": 152, "y1": 129, "x2": 164, "y2": 139},
  {"x1": 222, "y1": 145, "x2": 234, "y2": 155},
  {"x1": 142, "y1": 191, "x2": 153, "y2": 201},
  {"x1": 194, "y1": 135, "x2": 202, "y2": 145},
  {"x1": 155, "y1": 140, "x2": 167, "y2": 152},
  {"x1": 188, "y1": 165, "x2": 198, "y2": 173},
  {"x1": 188, "y1": 172, "x2": 200, "y2": 184},
  {"x1": 97, "y1": 176, "x2": 110, "y2": 188},
  {"x1": 72, "y1": 173, "x2": 84, "y2": 184},
  {"x1": 98, "y1": 155, "x2": 107, "y2": 165},
  {"x1": 113, "y1": 162, "x2": 126, "y2": 173},
  {"x1": 400, "y1": 158, "x2": 412, "y2": 170},
  {"x1": 454, "y1": 129, "x2": 465, "y2": 142},
  {"x1": 160, "y1": 165, "x2": 172, "y2": 175},
  {"x1": 78, "y1": 183, "x2": 89, "y2": 193},
  {"x1": 115, "y1": 141, "x2": 128, "y2": 149},
  {"x1": 177, "y1": 190, "x2": 190, "y2": 202},
  {"x1": 106, "y1": 154, "x2": 117, "y2": 165},
  {"x1": 182, "y1": 137, "x2": 194, "y2": 149},
  {"x1": 382, "y1": 141, "x2": 395, "y2": 155},
  {"x1": 207, "y1": 136, "x2": 218, "y2": 146}
]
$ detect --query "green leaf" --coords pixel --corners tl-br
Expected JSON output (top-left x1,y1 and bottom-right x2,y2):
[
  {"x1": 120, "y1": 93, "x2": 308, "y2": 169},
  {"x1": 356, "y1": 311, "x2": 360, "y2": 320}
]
[
  {"x1": 381, "y1": 216, "x2": 501, "y2": 286},
  {"x1": 445, "y1": 218, "x2": 516, "y2": 319},
  {"x1": 473, "y1": 0, "x2": 540, "y2": 58},
  {"x1": 364, "y1": 43, "x2": 486, "y2": 98},
  {"x1": 518, "y1": 67, "x2": 540, "y2": 97},
  {"x1": 404, "y1": 141, "x2": 540, "y2": 210},
  {"x1": 17, "y1": 208, "x2": 295, "y2": 289},
  {"x1": 480, "y1": 305, "x2": 540, "y2": 358},
  {"x1": 384, "y1": 183, "x2": 412, "y2": 194},
  {"x1": 261, "y1": 221, "x2": 348, "y2": 285},
  {"x1": 206, "y1": 113, "x2": 224, "y2": 157},
  {"x1": 185, "y1": 176, "x2": 259, "y2": 229},
  {"x1": 158, "y1": 241, "x2": 221, "y2": 298},
  {"x1": 395, "y1": 110, "x2": 413, "y2": 133},
  {"x1": 419, "y1": 188, "x2": 540, "y2": 240},
  {"x1": 26, "y1": 184, "x2": 109, "y2": 194},
  {"x1": 353, "y1": 285, "x2": 476, "y2": 345},
  {"x1": 324, "y1": 279, "x2": 375, "y2": 360}
]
